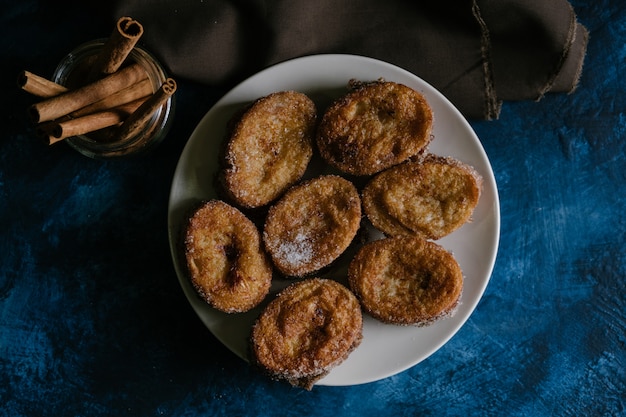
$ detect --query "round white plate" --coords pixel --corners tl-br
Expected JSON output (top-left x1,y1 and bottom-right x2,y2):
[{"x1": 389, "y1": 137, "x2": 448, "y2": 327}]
[{"x1": 168, "y1": 54, "x2": 500, "y2": 387}]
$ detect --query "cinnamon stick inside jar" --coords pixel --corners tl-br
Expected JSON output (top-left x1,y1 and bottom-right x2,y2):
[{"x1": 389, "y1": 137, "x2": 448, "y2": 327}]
[
  {"x1": 18, "y1": 71, "x2": 68, "y2": 98},
  {"x1": 88, "y1": 17, "x2": 144, "y2": 80},
  {"x1": 50, "y1": 39, "x2": 175, "y2": 158},
  {"x1": 23, "y1": 73, "x2": 154, "y2": 146},
  {"x1": 30, "y1": 63, "x2": 148, "y2": 123},
  {"x1": 114, "y1": 78, "x2": 177, "y2": 143},
  {"x1": 21, "y1": 72, "x2": 153, "y2": 119},
  {"x1": 47, "y1": 97, "x2": 148, "y2": 144},
  {"x1": 18, "y1": 18, "x2": 175, "y2": 158},
  {"x1": 71, "y1": 77, "x2": 153, "y2": 118}
]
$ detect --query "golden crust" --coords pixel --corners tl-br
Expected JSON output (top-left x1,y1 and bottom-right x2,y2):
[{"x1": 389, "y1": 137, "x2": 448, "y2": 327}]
[
  {"x1": 263, "y1": 175, "x2": 362, "y2": 277},
  {"x1": 184, "y1": 200, "x2": 273, "y2": 313},
  {"x1": 250, "y1": 278, "x2": 363, "y2": 389},
  {"x1": 362, "y1": 154, "x2": 482, "y2": 239},
  {"x1": 348, "y1": 236, "x2": 463, "y2": 325},
  {"x1": 316, "y1": 81, "x2": 433, "y2": 176},
  {"x1": 221, "y1": 91, "x2": 317, "y2": 209}
]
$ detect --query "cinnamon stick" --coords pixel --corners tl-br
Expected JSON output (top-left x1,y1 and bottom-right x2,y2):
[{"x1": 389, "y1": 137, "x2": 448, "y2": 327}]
[
  {"x1": 29, "y1": 63, "x2": 148, "y2": 123},
  {"x1": 71, "y1": 77, "x2": 153, "y2": 118},
  {"x1": 33, "y1": 77, "x2": 153, "y2": 145},
  {"x1": 114, "y1": 78, "x2": 177, "y2": 143},
  {"x1": 45, "y1": 97, "x2": 147, "y2": 144},
  {"x1": 89, "y1": 17, "x2": 144, "y2": 80},
  {"x1": 18, "y1": 71, "x2": 68, "y2": 98}
]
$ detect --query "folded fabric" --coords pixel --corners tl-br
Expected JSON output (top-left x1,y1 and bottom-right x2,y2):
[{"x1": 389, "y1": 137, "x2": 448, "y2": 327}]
[{"x1": 114, "y1": 0, "x2": 588, "y2": 120}]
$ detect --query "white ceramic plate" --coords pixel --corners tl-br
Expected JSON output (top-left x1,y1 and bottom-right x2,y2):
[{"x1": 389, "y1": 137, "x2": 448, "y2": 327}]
[{"x1": 168, "y1": 54, "x2": 500, "y2": 387}]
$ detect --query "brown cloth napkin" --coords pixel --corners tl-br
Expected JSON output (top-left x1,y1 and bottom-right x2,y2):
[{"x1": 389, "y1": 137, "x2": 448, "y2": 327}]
[{"x1": 115, "y1": 0, "x2": 588, "y2": 120}]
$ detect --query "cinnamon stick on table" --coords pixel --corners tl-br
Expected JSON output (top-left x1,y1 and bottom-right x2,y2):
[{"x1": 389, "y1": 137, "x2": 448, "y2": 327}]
[
  {"x1": 89, "y1": 16, "x2": 144, "y2": 80},
  {"x1": 29, "y1": 63, "x2": 148, "y2": 124},
  {"x1": 114, "y1": 78, "x2": 177, "y2": 142}
]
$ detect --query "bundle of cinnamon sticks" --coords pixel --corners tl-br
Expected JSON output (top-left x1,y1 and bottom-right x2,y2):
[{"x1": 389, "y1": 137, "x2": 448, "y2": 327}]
[{"x1": 19, "y1": 17, "x2": 176, "y2": 147}]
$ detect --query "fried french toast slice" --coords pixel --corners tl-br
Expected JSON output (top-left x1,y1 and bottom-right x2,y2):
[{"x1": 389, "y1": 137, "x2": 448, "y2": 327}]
[
  {"x1": 263, "y1": 175, "x2": 362, "y2": 278},
  {"x1": 348, "y1": 236, "x2": 463, "y2": 326},
  {"x1": 362, "y1": 154, "x2": 482, "y2": 239},
  {"x1": 316, "y1": 80, "x2": 433, "y2": 176},
  {"x1": 250, "y1": 278, "x2": 363, "y2": 390},
  {"x1": 221, "y1": 91, "x2": 317, "y2": 209},
  {"x1": 184, "y1": 200, "x2": 273, "y2": 313}
]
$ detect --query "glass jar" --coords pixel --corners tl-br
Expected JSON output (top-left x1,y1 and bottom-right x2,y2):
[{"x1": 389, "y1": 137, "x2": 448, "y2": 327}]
[{"x1": 52, "y1": 39, "x2": 174, "y2": 158}]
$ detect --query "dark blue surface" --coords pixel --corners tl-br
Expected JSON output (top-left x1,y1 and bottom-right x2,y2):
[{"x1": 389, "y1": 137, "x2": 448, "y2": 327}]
[{"x1": 1, "y1": 1, "x2": 625, "y2": 416}]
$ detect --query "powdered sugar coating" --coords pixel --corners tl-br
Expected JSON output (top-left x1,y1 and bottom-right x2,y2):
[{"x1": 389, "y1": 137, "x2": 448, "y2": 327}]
[
  {"x1": 263, "y1": 175, "x2": 362, "y2": 277},
  {"x1": 273, "y1": 232, "x2": 314, "y2": 268}
]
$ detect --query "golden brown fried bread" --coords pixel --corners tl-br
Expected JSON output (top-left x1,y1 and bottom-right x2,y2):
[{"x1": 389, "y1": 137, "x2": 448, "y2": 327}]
[
  {"x1": 184, "y1": 200, "x2": 273, "y2": 313},
  {"x1": 316, "y1": 80, "x2": 433, "y2": 176},
  {"x1": 221, "y1": 91, "x2": 317, "y2": 209},
  {"x1": 263, "y1": 175, "x2": 362, "y2": 277},
  {"x1": 348, "y1": 236, "x2": 463, "y2": 326},
  {"x1": 250, "y1": 278, "x2": 363, "y2": 389},
  {"x1": 362, "y1": 155, "x2": 482, "y2": 239}
]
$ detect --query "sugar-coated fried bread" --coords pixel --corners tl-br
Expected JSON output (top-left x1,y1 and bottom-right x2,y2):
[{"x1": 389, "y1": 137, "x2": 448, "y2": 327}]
[
  {"x1": 263, "y1": 175, "x2": 362, "y2": 277},
  {"x1": 362, "y1": 154, "x2": 482, "y2": 239},
  {"x1": 348, "y1": 236, "x2": 463, "y2": 326},
  {"x1": 250, "y1": 278, "x2": 363, "y2": 390},
  {"x1": 316, "y1": 80, "x2": 433, "y2": 176},
  {"x1": 221, "y1": 91, "x2": 317, "y2": 209},
  {"x1": 184, "y1": 200, "x2": 273, "y2": 313}
]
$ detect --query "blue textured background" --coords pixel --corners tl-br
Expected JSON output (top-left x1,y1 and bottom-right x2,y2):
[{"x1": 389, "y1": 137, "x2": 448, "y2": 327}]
[{"x1": 1, "y1": 1, "x2": 624, "y2": 416}]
